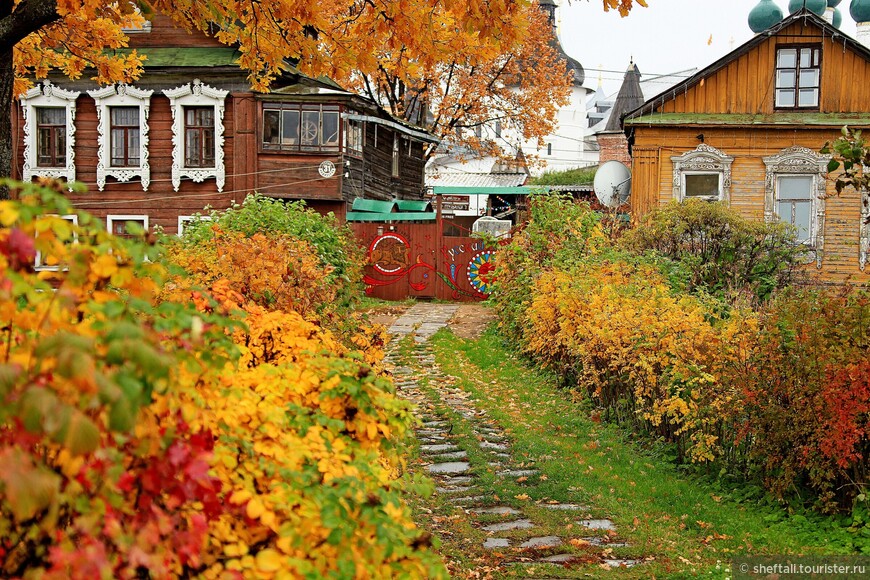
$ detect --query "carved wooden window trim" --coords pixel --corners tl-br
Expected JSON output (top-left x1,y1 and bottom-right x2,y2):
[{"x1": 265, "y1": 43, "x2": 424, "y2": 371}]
[
  {"x1": 163, "y1": 79, "x2": 228, "y2": 192},
  {"x1": 763, "y1": 146, "x2": 829, "y2": 269},
  {"x1": 107, "y1": 214, "x2": 149, "y2": 238},
  {"x1": 20, "y1": 82, "x2": 80, "y2": 184},
  {"x1": 88, "y1": 84, "x2": 153, "y2": 191},
  {"x1": 671, "y1": 144, "x2": 734, "y2": 203}
]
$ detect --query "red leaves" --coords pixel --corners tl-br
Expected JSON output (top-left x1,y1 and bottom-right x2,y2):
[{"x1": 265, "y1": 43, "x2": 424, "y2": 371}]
[
  {"x1": 0, "y1": 228, "x2": 36, "y2": 271},
  {"x1": 820, "y1": 362, "x2": 870, "y2": 469}
]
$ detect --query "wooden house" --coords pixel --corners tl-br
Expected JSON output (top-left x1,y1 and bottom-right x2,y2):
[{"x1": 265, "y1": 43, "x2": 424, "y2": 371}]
[
  {"x1": 623, "y1": 8, "x2": 870, "y2": 284},
  {"x1": 11, "y1": 14, "x2": 436, "y2": 236}
]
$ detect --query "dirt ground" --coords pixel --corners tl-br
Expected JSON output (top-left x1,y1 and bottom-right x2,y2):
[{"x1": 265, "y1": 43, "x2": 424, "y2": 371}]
[{"x1": 366, "y1": 302, "x2": 497, "y2": 340}]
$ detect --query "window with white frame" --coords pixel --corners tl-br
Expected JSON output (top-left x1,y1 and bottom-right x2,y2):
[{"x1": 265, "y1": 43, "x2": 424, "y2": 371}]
[
  {"x1": 88, "y1": 84, "x2": 153, "y2": 191},
  {"x1": 163, "y1": 79, "x2": 228, "y2": 192},
  {"x1": 775, "y1": 45, "x2": 821, "y2": 109},
  {"x1": 34, "y1": 214, "x2": 78, "y2": 271},
  {"x1": 107, "y1": 215, "x2": 149, "y2": 239},
  {"x1": 671, "y1": 144, "x2": 734, "y2": 202},
  {"x1": 20, "y1": 82, "x2": 80, "y2": 183},
  {"x1": 763, "y1": 146, "x2": 828, "y2": 267},
  {"x1": 177, "y1": 214, "x2": 212, "y2": 237}
]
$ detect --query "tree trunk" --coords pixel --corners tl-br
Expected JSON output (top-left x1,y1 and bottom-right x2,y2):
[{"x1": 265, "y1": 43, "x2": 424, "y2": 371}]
[{"x1": 0, "y1": 46, "x2": 13, "y2": 198}]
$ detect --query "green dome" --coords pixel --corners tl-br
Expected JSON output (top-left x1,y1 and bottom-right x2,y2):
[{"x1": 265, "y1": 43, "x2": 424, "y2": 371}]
[
  {"x1": 852, "y1": 0, "x2": 870, "y2": 22},
  {"x1": 833, "y1": 6, "x2": 843, "y2": 26},
  {"x1": 750, "y1": 0, "x2": 785, "y2": 33},
  {"x1": 788, "y1": 0, "x2": 827, "y2": 15},
  {"x1": 828, "y1": 0, "x2": 842, "y2": 8}
]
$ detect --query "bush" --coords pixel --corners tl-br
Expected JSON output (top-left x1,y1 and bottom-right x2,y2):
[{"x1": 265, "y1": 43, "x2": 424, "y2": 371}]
[
  {"x1": 620, "y1": 200, "x2": 804, "y2": 300},
  {"x1": 177, "y1": 193, "x2": 364, "y2": 311}
]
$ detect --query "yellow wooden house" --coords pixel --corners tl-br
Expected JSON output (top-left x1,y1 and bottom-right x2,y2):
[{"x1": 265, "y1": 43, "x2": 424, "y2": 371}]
[{"x1": 623, "y1": 8, "x2": 870, "y2": 284}]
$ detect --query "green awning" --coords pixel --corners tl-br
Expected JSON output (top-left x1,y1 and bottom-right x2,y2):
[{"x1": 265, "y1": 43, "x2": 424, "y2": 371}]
[
  {"x1": 395, "y1": 200, "x2": 432, "y2": 212},
  {"x1": 346, "y1": 211, "x2": 436, "y2": 222},
  {"x1": 351, "y1": 198, "x2": 395, "y2": 213}
]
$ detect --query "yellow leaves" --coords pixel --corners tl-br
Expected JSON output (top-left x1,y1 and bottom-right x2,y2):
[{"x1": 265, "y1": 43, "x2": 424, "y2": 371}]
[
  {"x1": 91, "y1": 254, "x2": 119, "y2": 279},
  {"x1": 0, "y1": 202, "x2": 19, "y2": 227},
  {"x1": 255, "y1": 549, "x2": 283, "y2": 572}
]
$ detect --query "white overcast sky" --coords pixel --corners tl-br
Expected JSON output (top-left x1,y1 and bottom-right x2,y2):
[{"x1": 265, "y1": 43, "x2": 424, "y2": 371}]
[{"x1": 559, "y1": 0, "x2": 859, "y2": 95}]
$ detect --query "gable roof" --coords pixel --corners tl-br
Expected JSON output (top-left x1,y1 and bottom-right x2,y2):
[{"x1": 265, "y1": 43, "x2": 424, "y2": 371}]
[
  {"x1": 624, "y1": 8, "x2": 870, "y2": 124},
  {"x1": 604, "y1": 62, "x2": 644, "y2": 132}
]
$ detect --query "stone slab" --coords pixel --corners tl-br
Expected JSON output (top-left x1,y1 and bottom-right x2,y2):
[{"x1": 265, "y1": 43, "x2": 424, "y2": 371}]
[
  {"x1": 427, "y1": 462, "x2": 470, "y2": 474},
  {"x1": 578, "y1": 519, "x2": 616, "y2": 531},
  {"x1": 482, "y1": 519, "x2": 535, "y2": 532},
  {"x1": 483, "y1": 538, "x2": 510, "y2": 549},
  {"x1": 520, "y1": 536, "x2": 562, "y2": 549}
]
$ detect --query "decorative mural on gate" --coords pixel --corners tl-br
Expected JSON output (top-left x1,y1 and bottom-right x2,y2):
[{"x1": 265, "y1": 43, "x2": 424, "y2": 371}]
[{"x1": 363, "y1": 232, "x2": 503, "y2": 299}]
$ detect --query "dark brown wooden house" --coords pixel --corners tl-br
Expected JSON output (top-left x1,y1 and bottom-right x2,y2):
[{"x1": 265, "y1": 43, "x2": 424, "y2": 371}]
[
  {"x1": 11, "y1": 13, "x2": 436, "y2": 236},
  {"x1": 623, "y1": 9, "x2": 870, "y2": 285}
]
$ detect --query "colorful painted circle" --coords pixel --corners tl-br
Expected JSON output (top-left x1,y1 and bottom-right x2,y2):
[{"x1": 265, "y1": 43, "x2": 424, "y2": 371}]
[
  {"x1": 467, "y1": 251, "x2": 496, "y2": 295},
  {"x1": 369, "y1": 232, "x2": 411, "y2": 275}
]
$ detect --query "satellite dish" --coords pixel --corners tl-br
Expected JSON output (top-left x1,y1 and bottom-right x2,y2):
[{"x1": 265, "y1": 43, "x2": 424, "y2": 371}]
[{"x1": 593, "y1": 160, "x2": 632, "y2": 209}]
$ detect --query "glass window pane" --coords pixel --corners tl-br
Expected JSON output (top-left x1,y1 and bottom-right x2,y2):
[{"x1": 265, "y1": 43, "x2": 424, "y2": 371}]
[
  {"x1": 684, "y1": 174, "x2": 720, "y2": 197},
  {"x1": 777, "y1": 49, "x2": 796, "y2": 68},
  {"x1": 800, "y1": 48, "x2": 812, "y2": 68},
  {"x1": 778, "y1": 176, "x2": 812, "y2": 200},
  {"x1": 813, "y1": 49, "x2": 820, "y2": 67},
  {"x1": 300, "y1": 111, "x2": 319, "y2": 145},
  {"x1": 128, "y1": 132, "x2": 140, "y2": 164},
  {"x1": 794, "y1": 201, "x2": 811, "y2": 242},
  {"x1": 776, "y1": 90, "x2": 795, "y2": 107},
  {"x1": 38, "y1": 107, "x2": 65, "y2": 125},
  {"x1": 282, "y1": 110, "x2": 299, "y2": 144},
  {"x1": 263, "y1": 110, "x2": 280, "y2": 144},
  {"x1": 111, "y1": 107, "x2": 139, "y2": 126},
  {"x1": 185, "y1": 130, "x2": 201, "y2": 165},
  {"x1": 798, "y1": 88, "x2": 818, "y2": 107},
  {"x1": 111, "y1": 128, "x2": 125, "y2": 165},
  {"x1": 799, "y1": 70, "x2": 819, "y2": 88},
  {"x1": 777, "y1": 70, "x2": 795, "y2": 88},
  {"x1": 56, "y1": 132, "x2": 65, "y2": 165},
  {"x1": 322, "y1": 112, "x2": 339, "y2": 146}
]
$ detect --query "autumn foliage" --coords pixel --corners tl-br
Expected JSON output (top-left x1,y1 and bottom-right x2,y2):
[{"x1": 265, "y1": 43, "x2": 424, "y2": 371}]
[
  {"x1": 0, "y1": 180, "x2": 443, "y2": 578},
  {"x1": 492, "y1": 195, "x2": 870, "y2": 513}
]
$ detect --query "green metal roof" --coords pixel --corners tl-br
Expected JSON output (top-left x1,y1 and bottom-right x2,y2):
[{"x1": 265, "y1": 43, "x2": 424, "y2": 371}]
[
  {"x1": 116, "y1": 47, "x2": 241, "y2": 67},
  {"x1": 432, "y1": 186, "x2": 538, "y2": 195},
  {"x1": 625, "y1": 112, "x2": 870, "y2": 127},
  {"x1": 395, "y1": 200, "x2": 432, "y2": 212},
  {"x1": 351, "y1": 198, "x2": 395, "y2": 213},
  {"x1": 346, "y1": 211, "x2": 436, "y2": 222}
]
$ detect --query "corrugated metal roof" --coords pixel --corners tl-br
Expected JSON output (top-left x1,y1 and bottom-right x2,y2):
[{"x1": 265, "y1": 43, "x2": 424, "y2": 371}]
[
  {"x1": 395, "y1": 200, "x2": 432, "y2": 212},
  {"x1": 351, "y1": 199, "x2": 394, "y2": 213},
  {"x1": 425, "y1": 172, "x2": 527, "y2": 188},
  {"x1": 346, "y1": 211, "x2": 436, "y2": 222}
]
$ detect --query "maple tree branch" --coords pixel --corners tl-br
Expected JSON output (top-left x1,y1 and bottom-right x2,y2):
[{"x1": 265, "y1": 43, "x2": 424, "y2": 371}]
[{"x1": 0, "y1": 0, "x2": 60, "y2": 53}]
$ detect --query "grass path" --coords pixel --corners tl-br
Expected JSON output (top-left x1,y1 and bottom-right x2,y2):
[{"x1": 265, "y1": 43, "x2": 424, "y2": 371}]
[{"x1": 401, "y1": 326, "x2": 864, "y2": 579}]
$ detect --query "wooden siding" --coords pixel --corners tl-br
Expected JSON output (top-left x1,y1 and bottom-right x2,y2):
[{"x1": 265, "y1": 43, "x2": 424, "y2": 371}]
[
  {"x1": 657, "y1": 21, "x2": 870, "y2": 116},
  {"x1": 127, "y1": 14, "x2": 226, "y2": 49},
  {"x1": 630, "y1": 126, "x2": 870, "y2": 284}
]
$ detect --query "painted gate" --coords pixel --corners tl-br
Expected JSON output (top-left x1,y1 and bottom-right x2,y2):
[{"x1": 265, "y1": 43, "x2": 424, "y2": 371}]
[{"x1": 351, "y1": 222, "x2": 502, "y2": 301}]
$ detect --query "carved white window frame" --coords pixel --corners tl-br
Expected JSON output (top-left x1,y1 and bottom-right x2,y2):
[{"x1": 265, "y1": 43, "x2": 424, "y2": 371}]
[
  {"x1": 860, "y1": 189, "x2": 869, "y2": 271},
  {"x1": 87, "y1": 84, "x2": 153, "y2": 191},
  {"x1": 20, "y1": 81, "x2": 80, "y2": 184},
  {"x1": 107, "y1": 214, "x2": 149, "y2": 237},
  {"x1": 763, "y1": 146, "x2": 828, "y2": 269},
  {"x1": 34, "y1": 214, "x2": 78, "y2": 271},
  {"x1": 163, "y1": 79, "x2": 228, "y2": 192},
  {"x1": 671, "y1": 144, "x2": 734, "y2": 203}
]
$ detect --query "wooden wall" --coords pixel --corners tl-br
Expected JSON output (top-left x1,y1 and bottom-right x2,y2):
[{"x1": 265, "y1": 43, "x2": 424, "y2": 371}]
[
  {"x1": 657, "y1": 20, "x2": 870, "y2": 115},
  {"x1": 629, "y1": 126, "x2": 870, "y2": 284}
]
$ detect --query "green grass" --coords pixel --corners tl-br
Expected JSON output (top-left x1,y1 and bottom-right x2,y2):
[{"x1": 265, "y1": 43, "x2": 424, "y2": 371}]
[
  {"x1": 528, "y1": 166, "x2": 597, "y2": 186},
  {"x1": 412, "y1": 326, "x2": 870, "y2": 578}
]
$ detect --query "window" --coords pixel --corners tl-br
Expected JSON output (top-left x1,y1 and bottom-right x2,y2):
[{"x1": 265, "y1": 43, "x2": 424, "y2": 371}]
[
  {"x1": 177, "y1": 215, "x2": 212, "y2": 237},
  {"x1": 20, "y1": 81, "x2": 80, "y2": 183},
  {"x1": 392, "y1": 134, "x2": 400, "y2": 177},
  {"x1": 495, "y1": 120, "x2": 502, "y2": 139},
  {"x1": 683, "y1": 173, "x2": 722, "y2": 199},
  {"x1": 184, "y1": 107, "x2": 215, "y2": 167},
  {"x1": 547, "y1": 143, "x2": 552, "y2": 156},
  {"x1": 775, "y1": 46, "x2": 821, "y2": 109},
  {"x1": 34, "y1": 214, "x2": 78, "y2": 271},
  {"x1": 775, "y1": 176, "x2": 814, "y2": 243},
  {"x1": 163, "y1": 79, "x2": 228, "y2": 192},
  {"x1": 671, "y1": 144, "x2": 734, "y2": 202},
  {"x1": 107, "y1": 215, "x2": 149, "y2": 239},
  {"x1": 88, "y1": 84, "x2": 153, "y2": 190},
  {"x1": 763, "y1": 146, "x2": 828, "y2": 267},
  {"x1": 262, "y1": 104, "x2": 340, "y2": 152}
]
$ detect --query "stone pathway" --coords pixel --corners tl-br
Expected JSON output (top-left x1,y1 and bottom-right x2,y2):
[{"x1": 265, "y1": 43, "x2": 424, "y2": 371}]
[{"x1": 385, "y1": 303, "x2": 642, "y2": 574}]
